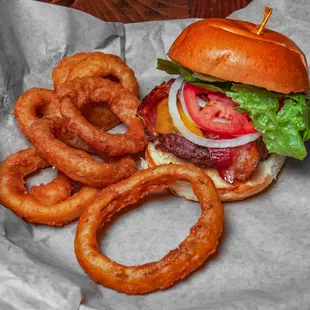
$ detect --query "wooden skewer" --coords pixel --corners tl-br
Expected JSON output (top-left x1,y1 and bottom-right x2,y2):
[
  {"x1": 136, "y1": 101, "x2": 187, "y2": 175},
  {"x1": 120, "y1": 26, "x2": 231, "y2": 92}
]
[
  {"x1": 50, "y1": 0, "x2": 75, "y2": 6},
  {"x1": 255, "y1": 7, "x2": 273, "y2": 35}
]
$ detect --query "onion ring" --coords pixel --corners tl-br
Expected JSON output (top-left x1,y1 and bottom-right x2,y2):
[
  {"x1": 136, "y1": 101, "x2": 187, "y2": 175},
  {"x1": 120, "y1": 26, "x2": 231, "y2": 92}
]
[
  {"x1": 52, "y1": 52, "x2": 139, "y2": 95},
  {"x1": 0, "y1": 148, "x2": 99, "y2": 226},
  {"x1": 13, "y1": 87, "x2": 119, "y2": 151},
  {"x1": 75, "y1": 164, "x2": 224, "y2": 295},
  {"x1": 28, "y1": 117, "x2": 137, "y2": 187},
  {"x1": 29, "y1": 171, "x2": 73, "y2": 205},
  {"x1": 55, "y1": 76, "x2": 147, "y2": 156},
  {"x1": 13, "y1": 87, "x2": 103, "y2": 154},
  {"x1": 52, "y1": 52, "x2": 140, "y2": 131}
]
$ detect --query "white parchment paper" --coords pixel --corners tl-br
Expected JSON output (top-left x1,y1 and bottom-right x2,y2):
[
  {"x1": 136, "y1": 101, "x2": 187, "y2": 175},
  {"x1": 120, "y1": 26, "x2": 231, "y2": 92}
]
[{"x1": 0, "y1": 0, "x2": 310, "y2": 309}]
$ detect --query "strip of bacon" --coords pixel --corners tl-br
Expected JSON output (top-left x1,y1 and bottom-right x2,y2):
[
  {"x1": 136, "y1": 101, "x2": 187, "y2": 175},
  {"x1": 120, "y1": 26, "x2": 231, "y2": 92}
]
[{"x1": 209, "y1": 142, "x2": 261, "y2": 183}]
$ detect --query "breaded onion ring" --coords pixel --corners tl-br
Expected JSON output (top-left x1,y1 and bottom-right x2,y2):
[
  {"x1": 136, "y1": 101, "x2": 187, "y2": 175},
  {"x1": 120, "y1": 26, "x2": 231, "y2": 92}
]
[
  {"x1": 13, "y1": 88, "x2": 100, "y2": 154},
  {"x1": 75, "y1": 164, "x2": 224, "y2": 295},
  {"x1": 55, "y1": 77, "x2": 147, "y2": 156},
  {"x1": 29, "y1": 171, "x2": 72, "y2": 205},
  {"x1": 52, "y1": 52, "x2": 139, "y2": 131},
  {"x1": 28, "y1": 118, "x2": 137, "y2": 188},
  {"x1": 0, "y1": 148, "x2": 99, "y2": 226},
  {"x1": 52, "y1": 52, "x2": 139, "y2": 95},
  {"x1": 13, "y1": 87, "x2": 118, "y2": 151}
]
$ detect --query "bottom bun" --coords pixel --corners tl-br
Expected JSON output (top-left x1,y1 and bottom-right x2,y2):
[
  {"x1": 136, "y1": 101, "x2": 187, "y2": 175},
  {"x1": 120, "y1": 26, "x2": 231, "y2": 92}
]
[{"x1": 142, "y1": 142, "x2": 286, "y2": 202}]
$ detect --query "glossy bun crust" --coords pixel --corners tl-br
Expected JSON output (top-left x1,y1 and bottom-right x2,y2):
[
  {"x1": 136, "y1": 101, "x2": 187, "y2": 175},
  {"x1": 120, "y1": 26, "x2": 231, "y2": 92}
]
[{"x1": 168, "y1": 18, "x2": 309, "y2": 94}]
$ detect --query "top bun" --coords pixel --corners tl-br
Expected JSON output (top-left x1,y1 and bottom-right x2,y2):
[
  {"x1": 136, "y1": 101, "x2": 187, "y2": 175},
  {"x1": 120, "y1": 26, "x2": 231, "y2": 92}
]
[{"x1": 168, "y1": 18, "x2": 309, "y2": 94}]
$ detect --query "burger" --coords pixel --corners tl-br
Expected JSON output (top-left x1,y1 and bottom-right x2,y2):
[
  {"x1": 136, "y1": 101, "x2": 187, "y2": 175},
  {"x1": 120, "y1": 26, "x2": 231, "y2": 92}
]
[{"x1": 138, "y1": 17, "x2": 310, "y2": 201}]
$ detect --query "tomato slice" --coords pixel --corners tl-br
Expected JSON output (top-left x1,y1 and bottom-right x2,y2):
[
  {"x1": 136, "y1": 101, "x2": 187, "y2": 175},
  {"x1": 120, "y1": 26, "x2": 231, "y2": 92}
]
[{"x1": 182, "y1": 82, "x2": 257, "y2": 135}]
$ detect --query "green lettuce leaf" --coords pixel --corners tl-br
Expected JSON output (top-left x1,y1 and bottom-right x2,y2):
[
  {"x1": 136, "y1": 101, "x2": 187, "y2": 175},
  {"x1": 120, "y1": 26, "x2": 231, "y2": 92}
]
[
  {"x1": 157, "y1": 58, "x2": 180, "y2": 75},
  {"x1": 157, "y1": 58, "x2": 231, "y2": 93},
  {"x1": 227, "y1": 85, "x2": 310, "y2": 160}
]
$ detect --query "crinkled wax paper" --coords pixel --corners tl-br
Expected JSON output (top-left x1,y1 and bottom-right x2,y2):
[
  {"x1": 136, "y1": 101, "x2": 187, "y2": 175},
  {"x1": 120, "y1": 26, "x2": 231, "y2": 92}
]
[{"x1": 0, "y1": 0, "x2": 310, "y2": 309}]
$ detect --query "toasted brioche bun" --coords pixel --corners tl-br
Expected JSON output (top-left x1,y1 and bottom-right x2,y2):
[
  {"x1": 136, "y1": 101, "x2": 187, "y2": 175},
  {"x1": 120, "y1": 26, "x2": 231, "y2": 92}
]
[
  {"x1": 168, "y1": 18, "x2": 309, "y2": 94},
  {"x1": 142, "y1": 143, "x2": 285, "y2": 202}
]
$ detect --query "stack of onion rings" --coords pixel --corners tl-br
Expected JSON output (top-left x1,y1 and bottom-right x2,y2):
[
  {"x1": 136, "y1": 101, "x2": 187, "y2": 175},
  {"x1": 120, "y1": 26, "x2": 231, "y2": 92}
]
[
  {"x1": 75, "y1": 164, "x2": 224, "y2": 294},
  {"x1": 13, "y1": 77, "x2": 142, "y2": 188},
  {"x1": 4, "y1": 52, "x2": 145, "y2": 225}
]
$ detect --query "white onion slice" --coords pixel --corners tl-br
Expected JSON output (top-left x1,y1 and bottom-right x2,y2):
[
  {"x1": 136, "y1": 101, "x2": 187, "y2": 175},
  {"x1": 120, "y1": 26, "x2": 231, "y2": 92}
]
[
  {"x1": 178, "y1": 80, "x2": 193, "y2": 120},
  {"x1": 168, "y1": 77, "x2": 262, "y2": 148}
]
